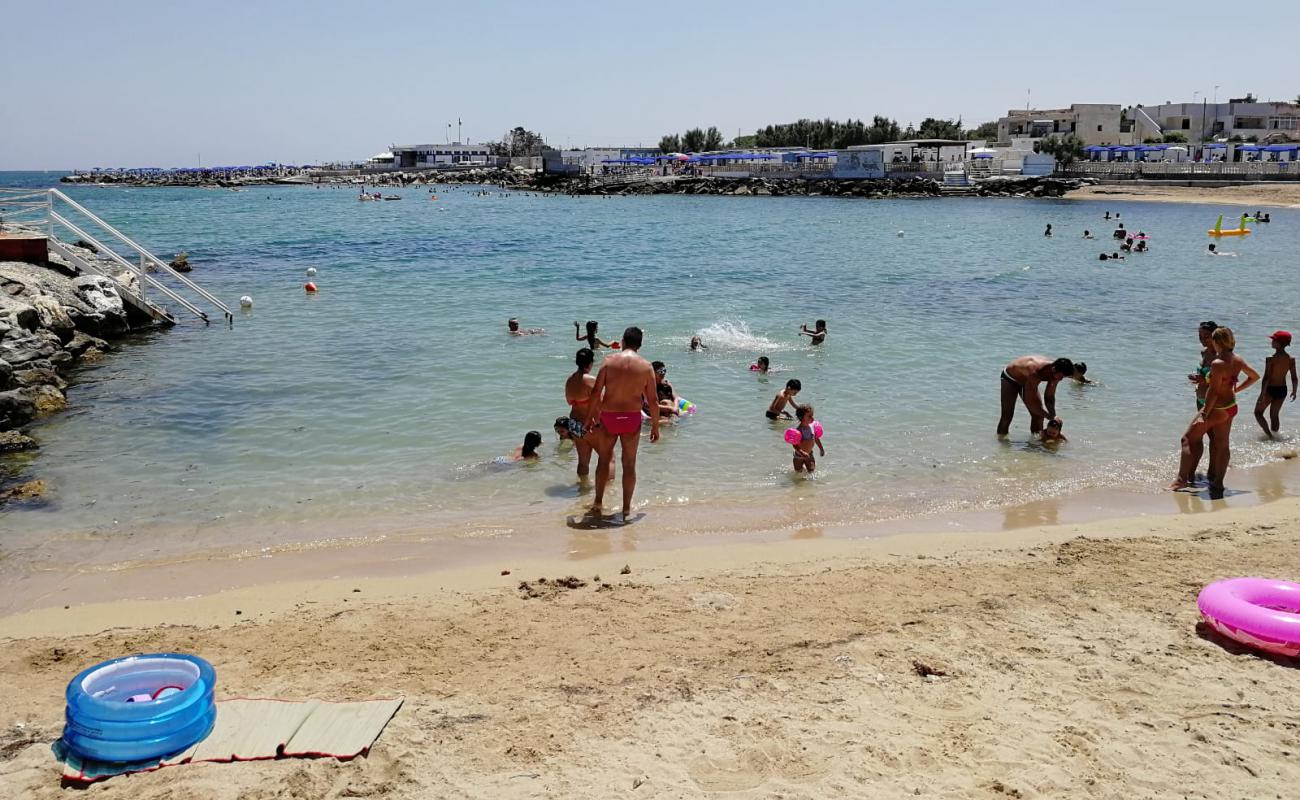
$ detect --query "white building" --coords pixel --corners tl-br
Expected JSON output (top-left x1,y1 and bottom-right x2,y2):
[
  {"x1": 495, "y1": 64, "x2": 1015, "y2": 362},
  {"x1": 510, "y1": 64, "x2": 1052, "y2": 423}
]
[
  {"x1": 385, "y1": 143, "x2": 495, "y2": 169},
  {"x1": 1132, "y1": 99, "x2": 1300, "y2": 143},
  {"x1": 997, "y1": 104, "x2": 1130, "y2": 147}
]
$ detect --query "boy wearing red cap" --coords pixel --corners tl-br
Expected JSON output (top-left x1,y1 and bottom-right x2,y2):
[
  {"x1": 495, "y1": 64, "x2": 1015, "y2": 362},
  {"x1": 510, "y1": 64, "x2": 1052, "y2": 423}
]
[{"x1": 1255, "y1": 331, "x2": 1296, "y2": 438}]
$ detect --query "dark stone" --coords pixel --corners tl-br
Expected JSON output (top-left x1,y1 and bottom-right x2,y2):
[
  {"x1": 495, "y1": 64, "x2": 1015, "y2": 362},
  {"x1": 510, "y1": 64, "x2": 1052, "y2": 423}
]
[
  {"x1": 0, "y1": 330, "x2": 59, "y2": 366},
  {"x1": 12, "y1": 366, "x2": 65, "y2": 390},
  {"x1": 0, "y1": 389, "x2": 37, "y2": 429},
  {"x1": 66, "y1": 331, "x2": 110, "y2": 359},
  {"x1": 0, "y1": 358, "x2": 10, "y2": 390}
]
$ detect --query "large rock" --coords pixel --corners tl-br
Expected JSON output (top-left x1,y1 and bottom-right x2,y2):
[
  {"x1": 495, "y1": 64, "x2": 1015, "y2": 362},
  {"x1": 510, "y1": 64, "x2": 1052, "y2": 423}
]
[
  {"x1": 0, "y1": 389, "x2": 37, "y2": 428},
  {"x1": 0, "y1": 358, "x2": 10, "y2": 390},
  {"x1": 0, "y1": 299, "x2": 39, "y2": 332},
  {"x1": 20, "y1": 384, "x2": 66, "y2": 415},
  {"x1": 12, "y1": 365, "x2": 66, "y2": 390},
  {"x1": 0, "y1": 479, "x2": 47, "y2": 505},
  {"x1": 72, "y1": 275, "x2": 129, "y2": 336},
  {"x1": 0, "y1": 430, "x2": 37, "y2": 452},
  {"x1": 29, "y1": 296, "x2": 75, "y2": 343},
  {"x1": 0, "y1": 330, "x2": 60, "y2": 366},
  {"x1": 66, "y1": 331, "x2": 110, "y2": 359}
]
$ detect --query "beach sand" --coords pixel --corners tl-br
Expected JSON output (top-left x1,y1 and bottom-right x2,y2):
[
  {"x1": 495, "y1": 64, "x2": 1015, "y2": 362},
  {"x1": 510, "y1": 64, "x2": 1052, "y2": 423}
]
[
  {"x1": 1066, "y1": 181, "x2": 1300, "y2": 208},
  {"x1": 3, "y1": 500, "x2": 1300, "y2": 798}
]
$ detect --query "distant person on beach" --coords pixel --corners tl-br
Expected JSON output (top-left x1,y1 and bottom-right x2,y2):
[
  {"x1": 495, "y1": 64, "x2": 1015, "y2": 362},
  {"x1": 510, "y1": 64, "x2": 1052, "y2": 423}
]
[
  {"x1": 689, "y1": 336, "x2": 705, "y2": 351},
  {"x1": 575, "y1": 320, "x2": 614, "y2": 349},
  {"x1": 1254, "y1": 331, "x2": 1296, "y2": 439},
  {"x1": 508, "y1": 318, "x2": 544, "y2": 336},
  {"x1": 767, "y1": 379, "x2": 802, "y2": 420},
  {"x1": 565, "y1": 348, "x2": 602, "y2": 480},
  {"x1": 1104, "y1": 211, "x2": 1111, "y2": 220},
  {"x1": 751, "y1": 356, "x2": 771, "y2": 375},
  {"x1": 508, "y1": 431, "x2": 543, "y2": 462},
  {"x1": 790, "y1": 404, "x2": 825, "y2": 473},
  {"x1": 799, "y1": 320, "x2": 828, "y2": 345},
  {"x1": 1044, "y1": 224, "x2": 1053, "y2": 237},
  {"x1": 997, "y1": 356, "x2": 1077, "y2": 436},
  {"x1": 586, "y1": 326, "x2": 659, "y2": 521},
  {"x1": 1171, "y1": 327, "x2": 1259, "y2": 497},
  {"x1": 651, "y1": 361, "x2": 679, "y2": 419},
  {"x1": 1113, "y1": 223, "x2": 1126, "y2": 239}
]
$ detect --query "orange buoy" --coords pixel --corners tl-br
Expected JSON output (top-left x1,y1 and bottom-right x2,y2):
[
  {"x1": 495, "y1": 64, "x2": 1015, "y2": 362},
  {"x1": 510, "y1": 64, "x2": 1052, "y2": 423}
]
[{"x1": 304, "y1": 282, "x2": 318, "y2": 293}]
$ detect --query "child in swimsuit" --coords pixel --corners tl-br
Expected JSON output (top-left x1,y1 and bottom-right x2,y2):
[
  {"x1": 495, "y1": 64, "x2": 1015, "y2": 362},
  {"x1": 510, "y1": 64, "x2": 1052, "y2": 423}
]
[
  {"x1": 509, "y1": 431, "x2": 543, "y2": 462},
  {"x1": 791, "y1": 405, "x2": 825, "y2": 473},
  {"x1": 799, "y1": 320, "x2": 828, "y2": 345},
  {"x1": 750, "y1": 356, "x2": 770, "y2": 374},
  {"x1": 1040, "y1": 417, "x2": 1068, "y2": 444},
  {"x1": 767, "y1": 379, "x2": 801, "y2": 420},
  {"x1": 1254, "y1": 331, "x2": 1297, "y2": 439}
]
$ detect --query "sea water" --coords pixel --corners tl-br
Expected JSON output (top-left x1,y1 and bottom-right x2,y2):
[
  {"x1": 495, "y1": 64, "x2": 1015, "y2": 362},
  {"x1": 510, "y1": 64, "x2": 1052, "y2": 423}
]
[{"x1": 2, "y1": 172, "x2": 1298, "y2": 569}]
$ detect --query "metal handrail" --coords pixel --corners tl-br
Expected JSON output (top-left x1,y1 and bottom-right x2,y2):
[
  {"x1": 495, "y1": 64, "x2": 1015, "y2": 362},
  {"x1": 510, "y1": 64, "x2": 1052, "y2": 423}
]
[
  {"x1": 48, "y1": 212, "x2": 208, "y2": 322},
  {"x1": 47, "y1": 189, "x2": 233, "y2": 325}
]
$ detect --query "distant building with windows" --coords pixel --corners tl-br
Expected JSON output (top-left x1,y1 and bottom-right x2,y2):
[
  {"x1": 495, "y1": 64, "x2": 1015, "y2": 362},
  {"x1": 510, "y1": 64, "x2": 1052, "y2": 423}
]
[
  {"x1": 997, "y1": 104, "x2": 1130, "y2": 147},
  {"x1": 367, "y1": 143, "x2": 495, "y2": 169},
  {"x1": 1132, "y1": 99, "x2": 1300, "y2": 143}
]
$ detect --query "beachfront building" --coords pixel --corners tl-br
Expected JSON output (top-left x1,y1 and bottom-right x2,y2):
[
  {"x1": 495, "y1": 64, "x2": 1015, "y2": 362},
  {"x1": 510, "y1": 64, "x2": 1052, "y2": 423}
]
[
  {"x1": 1131, "y1": 99, "x2": 1300, "y2": 144},
  {"x1": 996, "y1": 104, "x2": 1131, "y2": 147},
  {"x1": 850, "y1": 140, "x2": 971, "y2": 166},
  {"x1": 385, "y1": 143, "x2": 495, "y2": 169},
  {"x1": 562, "y1": 147, "x2": 661, "y2": 172}
]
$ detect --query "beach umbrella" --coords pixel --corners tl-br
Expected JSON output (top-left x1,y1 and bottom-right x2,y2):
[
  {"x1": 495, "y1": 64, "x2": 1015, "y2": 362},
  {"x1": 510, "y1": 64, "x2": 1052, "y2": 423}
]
[{"x1": 972, "y1": 153, "x2": 995, "y2": 159}]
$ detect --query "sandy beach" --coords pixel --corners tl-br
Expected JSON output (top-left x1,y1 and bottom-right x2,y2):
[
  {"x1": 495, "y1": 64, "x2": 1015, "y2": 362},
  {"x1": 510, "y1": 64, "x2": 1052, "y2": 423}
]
[
  {"x1": 1065, "y1": 181, "x2": 1300, "y2": 208},
  {"x1": 3, "y1": 498, "x2": 1299, "y2": 798}
]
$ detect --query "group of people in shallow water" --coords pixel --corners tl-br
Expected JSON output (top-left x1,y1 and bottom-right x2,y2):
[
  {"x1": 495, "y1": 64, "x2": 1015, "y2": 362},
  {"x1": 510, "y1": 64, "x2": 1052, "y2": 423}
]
[
  {"x1": 1169, "y1": 323, "x2": 1296, "y2": 497},
  {"x1": 503, "y1": 295, "x2": 1296, "y2": 519}
]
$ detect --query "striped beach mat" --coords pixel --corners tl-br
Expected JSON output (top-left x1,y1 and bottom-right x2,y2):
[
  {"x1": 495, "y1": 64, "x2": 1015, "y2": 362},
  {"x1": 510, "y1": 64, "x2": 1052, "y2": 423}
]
[{"x1": 59, "y1": 697, "x2": 403, "y2": 785}]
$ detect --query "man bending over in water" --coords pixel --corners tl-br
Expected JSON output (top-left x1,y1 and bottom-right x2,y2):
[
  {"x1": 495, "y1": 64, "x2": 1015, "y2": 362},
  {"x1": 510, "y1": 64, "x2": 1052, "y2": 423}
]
[
  {"x1": 586, "y1": 327, "x2": 660, "y2": 521},
  {"x1": 998, "y1": 356, "x2": 1076, "y2": 436}
]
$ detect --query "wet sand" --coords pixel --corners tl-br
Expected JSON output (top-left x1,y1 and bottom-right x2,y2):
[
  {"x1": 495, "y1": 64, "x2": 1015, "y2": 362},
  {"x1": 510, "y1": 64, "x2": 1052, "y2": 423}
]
[
  {"x1": 3, "y1": 496, "x2": 1300, "y2": 798},
  {"x1": 1066, "y1": 181, "x2": 1300, "y2": 208}
]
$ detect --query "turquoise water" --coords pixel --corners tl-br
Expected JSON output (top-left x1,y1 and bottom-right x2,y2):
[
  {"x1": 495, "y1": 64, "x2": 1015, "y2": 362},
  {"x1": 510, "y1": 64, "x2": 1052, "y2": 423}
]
[{"x1": 2, "y1": 172, "x2": 1299, "y2": 566}]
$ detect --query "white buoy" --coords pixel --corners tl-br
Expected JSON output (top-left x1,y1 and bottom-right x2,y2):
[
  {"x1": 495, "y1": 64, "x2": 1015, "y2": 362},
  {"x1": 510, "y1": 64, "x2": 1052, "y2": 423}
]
[
  {"x1": 239, "y1": 295, "x2": 253, "y2": 308},
  {"x1": 897, "y1": 230, "x2": 905, "y2": 237},
  {"x1": 305, "y1": 266, "x2": 317, "y2": 276}
]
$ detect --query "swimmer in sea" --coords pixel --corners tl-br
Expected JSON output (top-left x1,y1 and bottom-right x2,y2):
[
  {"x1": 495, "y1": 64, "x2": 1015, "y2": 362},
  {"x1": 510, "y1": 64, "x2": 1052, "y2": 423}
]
[
  {"x1": 1040, "y1": 417, "x2": 1068, "y2": 445},
  {"x1": 790, "y1": 404, "x2": 825, "y2": 473},
  {"x1": 799, "y1": 319, "x2": 828, "y2": 345},
  {"x1": 689, "y1": 335, "x2": 706, "y2": 351},
  {"x1": 508, "y1": 317, "x2": 544, "y2": 336},
  {"x1": 1044, "y1": 224, "x2": 1053, "y2": 237},
  {"x1": 998, "y1": 356, "x2": 1077, "y2": 436},
  {"x1": 751, "y1": 356, "x2": 771, "y2": 375},
  {"x1": 1254, "y1": 330, "x2": 1296, "y2": 439},
  {"x1": 1083, "y1": 230, "x2": 1094, "y2": 239},
  {"x1": 1207, "y1": 243, "x2": 1236, "y2": 257},
  {"x1": 575, "y1": 320, "x2": 614, "y2": 349},
  {"x1": 651, "y1": 361, "x2": 679, "y2": 419},
  {"x1": 509, "y1": 431, "x2": 543, "y2": 462},
  {"x1": 767, "y1": 379, "x2": 802, "y2": 420}
]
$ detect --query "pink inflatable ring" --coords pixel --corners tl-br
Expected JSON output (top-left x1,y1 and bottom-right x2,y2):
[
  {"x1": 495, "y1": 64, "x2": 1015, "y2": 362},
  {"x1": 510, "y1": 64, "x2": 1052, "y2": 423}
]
[{"x1": 1197, "y1": 578, "x2": 1300, "y2": 657}]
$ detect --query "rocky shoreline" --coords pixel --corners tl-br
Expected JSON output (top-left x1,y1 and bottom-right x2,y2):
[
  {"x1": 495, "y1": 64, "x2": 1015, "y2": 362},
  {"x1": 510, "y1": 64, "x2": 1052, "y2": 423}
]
[
  {"x1": 63, "y1": 168, "x2": 1088, "y2": 199},
  {"x1": 0, "y1": 249, "x2": 142, "y2": 504}
]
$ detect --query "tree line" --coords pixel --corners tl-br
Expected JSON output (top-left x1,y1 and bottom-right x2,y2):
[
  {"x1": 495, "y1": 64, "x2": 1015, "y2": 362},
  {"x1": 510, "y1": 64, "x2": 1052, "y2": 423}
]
[{"x1": 659, "y1": 117, "x2": 998, "y2": 153}]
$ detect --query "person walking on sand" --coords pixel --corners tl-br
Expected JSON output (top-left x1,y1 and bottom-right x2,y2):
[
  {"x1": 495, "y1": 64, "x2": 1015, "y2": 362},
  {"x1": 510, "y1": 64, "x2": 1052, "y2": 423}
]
[
  {"x1": 1171, "y1": 327, "x2": 1259, "y2": 497},
  {"x1": 1254, "y1": 331, "x2": 1296, "y2": 439},
  {"x1": 997, "y1": 356, "x2": 1077, "y2": 436},
  {"x1": 585, "y1": 327, "x2": 660, "y2": 521}
]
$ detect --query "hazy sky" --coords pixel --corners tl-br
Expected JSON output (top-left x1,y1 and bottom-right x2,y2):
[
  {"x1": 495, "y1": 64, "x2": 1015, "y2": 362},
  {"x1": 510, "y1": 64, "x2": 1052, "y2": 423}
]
[{"x1": 2, "y1": 0, "x2": 1296, "y2": 169}]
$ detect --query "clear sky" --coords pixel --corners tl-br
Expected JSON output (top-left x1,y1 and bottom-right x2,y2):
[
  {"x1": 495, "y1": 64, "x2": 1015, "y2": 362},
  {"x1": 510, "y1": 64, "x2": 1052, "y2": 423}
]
[{"x1": 2, "y1": 0, "x2": 1296, "y2": 169}]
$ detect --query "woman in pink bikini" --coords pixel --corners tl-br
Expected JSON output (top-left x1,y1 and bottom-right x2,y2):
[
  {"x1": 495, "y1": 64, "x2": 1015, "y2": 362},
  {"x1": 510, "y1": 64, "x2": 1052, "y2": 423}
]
[{"x1": 1170, "y1": 327, "x2": 1259, "y2": 497}]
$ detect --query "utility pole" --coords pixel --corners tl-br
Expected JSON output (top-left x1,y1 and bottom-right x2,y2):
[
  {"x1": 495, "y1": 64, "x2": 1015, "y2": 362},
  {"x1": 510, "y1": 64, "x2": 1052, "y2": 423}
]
[{"x1": 458, "y1": 118, "x2": 462, "y2": 144}]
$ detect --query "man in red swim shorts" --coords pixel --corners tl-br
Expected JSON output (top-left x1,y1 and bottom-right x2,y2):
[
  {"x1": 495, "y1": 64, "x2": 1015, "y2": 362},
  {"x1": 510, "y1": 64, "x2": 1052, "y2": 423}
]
[{"x1": 585, "y1": 326, "x2": 660, "y2": 521}]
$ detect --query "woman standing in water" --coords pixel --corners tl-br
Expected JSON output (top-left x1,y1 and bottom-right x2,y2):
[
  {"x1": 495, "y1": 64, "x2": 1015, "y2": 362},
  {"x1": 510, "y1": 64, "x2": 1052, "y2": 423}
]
[
  {"x1": 575, "y1": 320, "x2": 614, "y2": 350},
  {"x1": 1171, "y1": 327, "x2": 1259, "y2": 497},
  {"x1": 564, "y1": 348, "x2": 605, "y2": 481}
]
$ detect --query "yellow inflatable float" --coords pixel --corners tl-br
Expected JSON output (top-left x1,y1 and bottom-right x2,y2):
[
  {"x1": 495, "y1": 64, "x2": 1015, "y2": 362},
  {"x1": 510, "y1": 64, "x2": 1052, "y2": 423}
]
[{"x1": 1207, "y1": 214, "x2": 1252, "y2": 237}]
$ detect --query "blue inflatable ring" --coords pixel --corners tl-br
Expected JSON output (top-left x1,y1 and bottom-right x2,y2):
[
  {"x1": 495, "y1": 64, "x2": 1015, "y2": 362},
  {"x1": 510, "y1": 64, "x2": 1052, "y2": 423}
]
[{"x1": 62, "y1": 653, "x2": 217, "y2": 762}]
